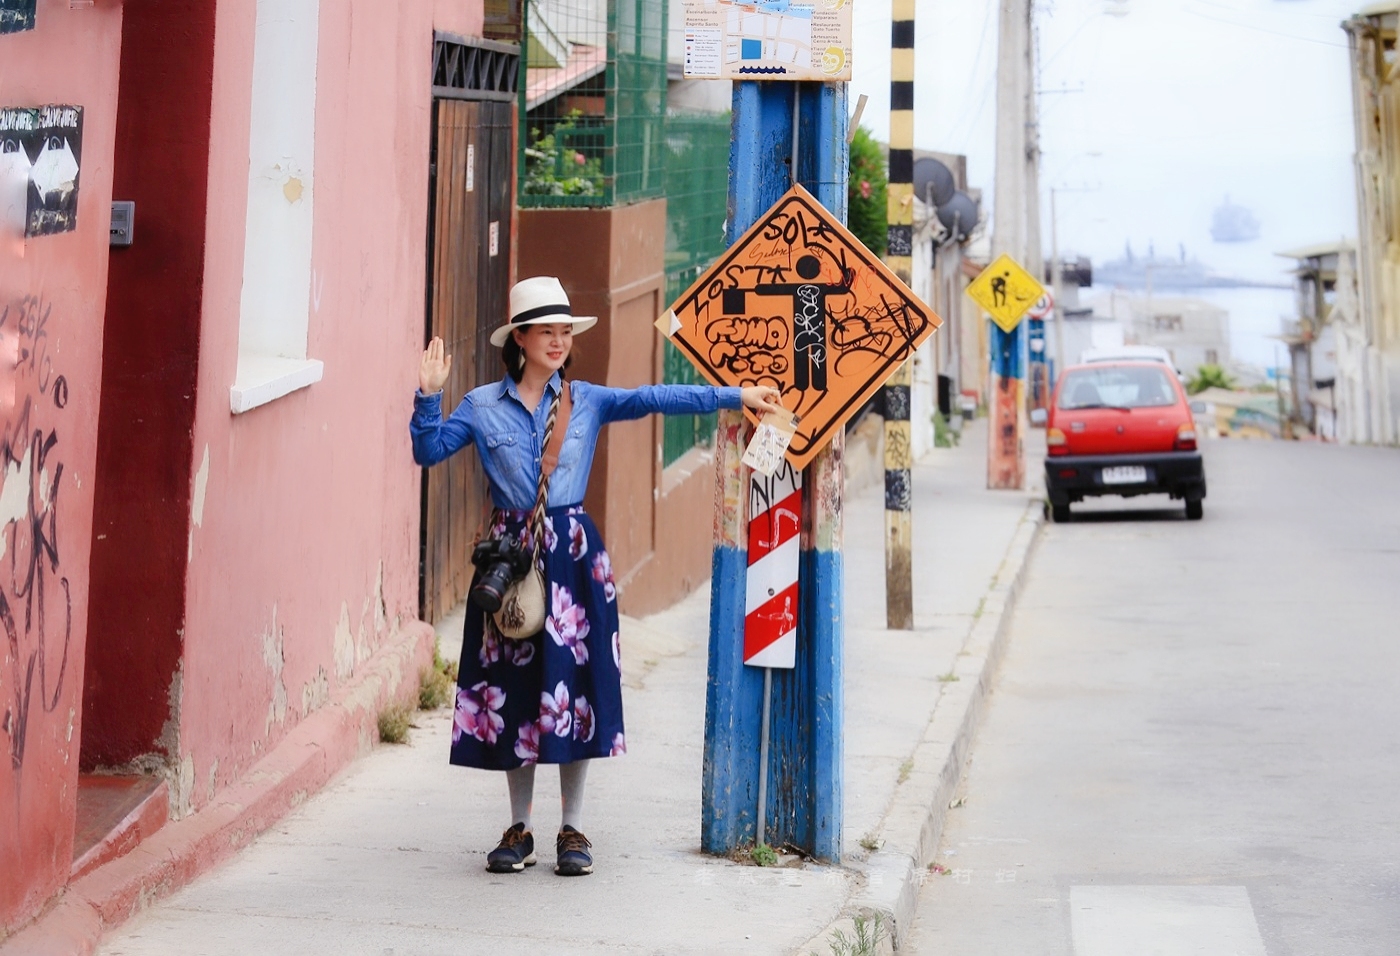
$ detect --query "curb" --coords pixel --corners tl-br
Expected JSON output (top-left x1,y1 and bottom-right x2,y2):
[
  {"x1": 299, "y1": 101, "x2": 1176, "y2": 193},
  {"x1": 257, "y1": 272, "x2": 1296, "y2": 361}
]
[
  {"x1": 1, "y1": 621, "x2": 435, "y2": 956},
  {"x1": 798, "y1": 497, "x2": 1045, "y2": 954}
]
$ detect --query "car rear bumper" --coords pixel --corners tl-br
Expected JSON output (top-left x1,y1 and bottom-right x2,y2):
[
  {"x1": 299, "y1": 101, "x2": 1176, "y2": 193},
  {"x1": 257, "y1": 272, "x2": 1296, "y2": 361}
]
[{"x1": 1044, "y1": 451, "x2": 1206, "y2": 504}]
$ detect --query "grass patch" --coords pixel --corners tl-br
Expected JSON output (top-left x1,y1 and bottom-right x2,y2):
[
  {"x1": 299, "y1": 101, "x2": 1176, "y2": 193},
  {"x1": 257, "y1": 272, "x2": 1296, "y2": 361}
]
[
  {"x1": 897, "y1": 759, "x2": 913, "y2": 784},
  {"x1": 937, "y1": 672, "x2": 960, "y2": 683},
  {"x1": 750, "y1": 842, "x2": 778, "y2": 867},
  {"x1": 858, "y1": 832, "x2": 882, "y2": 853},
  {"x1": 418, "y1": 646, "x2": 458, "y2": 710},
  {"x1": 377, "y1": 703, "x2": 413, "y2": 744},
  {"x1": 812, "y1": 913, "x2": 888, "y2": 956}
]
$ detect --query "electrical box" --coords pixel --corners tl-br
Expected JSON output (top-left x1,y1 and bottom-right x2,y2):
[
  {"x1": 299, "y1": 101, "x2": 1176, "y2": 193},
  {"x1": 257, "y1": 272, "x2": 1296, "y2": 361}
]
[{"x1": 110, "y1": 200, "x2": 134, "y2": 246}]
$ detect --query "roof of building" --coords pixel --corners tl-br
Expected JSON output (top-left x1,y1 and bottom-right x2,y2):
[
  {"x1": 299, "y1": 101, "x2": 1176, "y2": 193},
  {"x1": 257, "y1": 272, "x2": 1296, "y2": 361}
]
[
  {"x1": 525, "y1": 43, "x2": 606, "y2": 111},
  {"x1": 1358, "y1": 1, "x2": 1400, "y2": 17},
  {"x1": 1275, "y1": 239, "x2": 1355, "y2": 261}
]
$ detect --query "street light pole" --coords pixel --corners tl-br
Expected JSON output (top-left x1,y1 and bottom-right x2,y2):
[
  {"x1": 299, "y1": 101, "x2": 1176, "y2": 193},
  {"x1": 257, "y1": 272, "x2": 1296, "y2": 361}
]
[
  {"x1": 988, "y1": 0, "x2": 1030, "y2": 490},
  {"x1": 1050, "y1": 187, "x2": 1066, "y2": 388}
]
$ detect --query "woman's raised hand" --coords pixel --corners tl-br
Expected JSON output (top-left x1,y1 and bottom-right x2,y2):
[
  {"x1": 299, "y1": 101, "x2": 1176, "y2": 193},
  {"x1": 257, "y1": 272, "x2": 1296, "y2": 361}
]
[
  {"x1": 740, "y1": 385, "x2": 787, "y2": 417},
  {"x1": 419, "y1": 336, "x2": 453, "y2": 394}
]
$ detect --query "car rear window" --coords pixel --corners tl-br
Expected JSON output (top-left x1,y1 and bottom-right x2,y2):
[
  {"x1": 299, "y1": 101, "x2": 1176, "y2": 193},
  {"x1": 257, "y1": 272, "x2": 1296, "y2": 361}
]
[{"x1": 1057, "y1": 365, "x2": 1178, "y2": 410}]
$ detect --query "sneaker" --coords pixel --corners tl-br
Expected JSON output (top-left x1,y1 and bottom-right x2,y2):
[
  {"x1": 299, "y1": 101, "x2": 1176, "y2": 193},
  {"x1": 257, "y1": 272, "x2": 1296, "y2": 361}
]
[
  {"x1": 554, "y1": 826, "x2": 593, "y2": 876},
  {"x1": 486, "y1": 823, "x2": 536, "y2": 873}
]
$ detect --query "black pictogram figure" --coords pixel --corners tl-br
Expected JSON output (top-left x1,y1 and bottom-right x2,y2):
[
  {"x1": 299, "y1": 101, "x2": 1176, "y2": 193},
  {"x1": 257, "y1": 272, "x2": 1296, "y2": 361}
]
[
  {"x1": 990, "y1": 273, "x2": 1008, "y2": 309},
  {"x1": 748, "y1": 255, "x2": 852, "y2": 391}
]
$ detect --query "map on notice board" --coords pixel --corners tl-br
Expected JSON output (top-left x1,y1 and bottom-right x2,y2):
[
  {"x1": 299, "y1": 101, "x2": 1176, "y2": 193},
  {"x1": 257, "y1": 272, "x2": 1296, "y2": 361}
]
[{"x1": 681, "y1": 0, "x2": 852, "y2": 82}]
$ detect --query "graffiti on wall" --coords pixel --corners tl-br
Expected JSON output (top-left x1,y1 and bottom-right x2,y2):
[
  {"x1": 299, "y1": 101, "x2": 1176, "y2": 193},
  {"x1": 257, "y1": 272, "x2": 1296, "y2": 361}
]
[
  {"x1": 0, "y1": 0, "x2": 36, "y2": 34},
  {"x1": 0, "y1": 294, "x2": 72, "y2": 771},
  {"x1": 1, "y1": 105, "x2": 83, "y2": 237}
]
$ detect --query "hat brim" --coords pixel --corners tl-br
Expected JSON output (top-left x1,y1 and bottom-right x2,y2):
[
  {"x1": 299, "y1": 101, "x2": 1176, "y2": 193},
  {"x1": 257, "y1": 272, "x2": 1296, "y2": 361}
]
[{"x1": 490, "y1": 315, "x2": 598, "y2": 348}]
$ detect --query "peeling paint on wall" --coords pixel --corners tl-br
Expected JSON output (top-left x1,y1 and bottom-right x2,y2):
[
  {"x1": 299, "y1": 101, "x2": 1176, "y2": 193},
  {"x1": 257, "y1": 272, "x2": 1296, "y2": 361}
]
[
  {"x1": 261, "y1": 606, "x2": 286, "y2": 735},
  {"x1": 333, "y1": 601, "x2": 354, "y2": 681},
  {"x1": 188, "y1": 444, "x2": 209, "y2": 561},
  {"x1": 172, "y1": 753, "x2": 195, "y2": 819},
  {"x1": 300, "y1": 665, "x2": 328, "y2": 716}
]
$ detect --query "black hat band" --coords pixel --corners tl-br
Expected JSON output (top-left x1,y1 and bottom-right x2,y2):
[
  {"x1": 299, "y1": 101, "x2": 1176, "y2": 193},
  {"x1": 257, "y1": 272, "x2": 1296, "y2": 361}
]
[{"x1": 511, "y1": 303, "x2": 573, "y2": 325}]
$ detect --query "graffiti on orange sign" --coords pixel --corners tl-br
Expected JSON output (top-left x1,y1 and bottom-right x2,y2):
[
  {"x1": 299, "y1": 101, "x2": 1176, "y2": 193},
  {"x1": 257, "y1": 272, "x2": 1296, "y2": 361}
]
[{"x1": 662, "y1": 184, "x2": 940, "y2": 470}]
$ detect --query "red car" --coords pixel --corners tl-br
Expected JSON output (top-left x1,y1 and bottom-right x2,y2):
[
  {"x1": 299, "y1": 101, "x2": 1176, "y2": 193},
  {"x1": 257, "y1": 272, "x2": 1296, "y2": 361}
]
[{"x1": 1037, "y1": 361, "x2": 1206, "y2": 523}]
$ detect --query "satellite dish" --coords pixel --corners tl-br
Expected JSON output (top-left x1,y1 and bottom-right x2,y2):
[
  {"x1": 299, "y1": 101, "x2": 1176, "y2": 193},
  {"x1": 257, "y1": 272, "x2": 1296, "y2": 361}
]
[
  {"x1": 937, "y1": 191, "x2": 978, "y2": 243},
  {"x1": 912, "y1": 157, "x2": 956, "y2": 208}
]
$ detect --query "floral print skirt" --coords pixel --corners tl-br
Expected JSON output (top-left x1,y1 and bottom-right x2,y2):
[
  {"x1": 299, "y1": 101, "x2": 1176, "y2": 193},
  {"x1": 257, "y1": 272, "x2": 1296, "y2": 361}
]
[{"x1": 450, "y1": 504, "x2": 625, "y2": 770}]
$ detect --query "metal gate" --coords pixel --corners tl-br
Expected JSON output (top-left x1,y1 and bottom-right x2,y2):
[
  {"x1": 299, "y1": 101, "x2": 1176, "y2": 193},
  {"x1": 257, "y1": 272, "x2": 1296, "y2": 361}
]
[{"x1": 421, "y1": 41, "x2": 517, "y2": 624}]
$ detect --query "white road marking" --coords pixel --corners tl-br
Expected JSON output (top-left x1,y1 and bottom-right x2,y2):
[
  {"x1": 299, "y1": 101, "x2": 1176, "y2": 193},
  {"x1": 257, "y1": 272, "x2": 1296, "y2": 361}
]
[{"x1": 1071, "y1": 885, "x2": 1266, "y2": 956}]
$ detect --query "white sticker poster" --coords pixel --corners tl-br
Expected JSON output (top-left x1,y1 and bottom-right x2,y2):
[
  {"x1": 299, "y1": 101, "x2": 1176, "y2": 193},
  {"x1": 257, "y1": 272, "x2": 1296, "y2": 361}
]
[{"x1": 682, "y1": 0, "x2": 852, "y2": 82}]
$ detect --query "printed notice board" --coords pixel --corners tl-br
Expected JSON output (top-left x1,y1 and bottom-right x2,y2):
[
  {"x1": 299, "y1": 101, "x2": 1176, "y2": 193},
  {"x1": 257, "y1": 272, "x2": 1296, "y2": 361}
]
[
  {"x1": 658, "y1": 184, "x2": 941, "y2": 470},
  {"x1": 681, "y1": 0, "x2": 852, "y2": 81}
]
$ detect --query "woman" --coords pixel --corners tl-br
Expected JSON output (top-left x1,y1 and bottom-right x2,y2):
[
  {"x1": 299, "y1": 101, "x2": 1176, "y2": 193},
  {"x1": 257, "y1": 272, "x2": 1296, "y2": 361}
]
[{"x1": 411, "y1": 276, "x2": 783, "y2": 877}]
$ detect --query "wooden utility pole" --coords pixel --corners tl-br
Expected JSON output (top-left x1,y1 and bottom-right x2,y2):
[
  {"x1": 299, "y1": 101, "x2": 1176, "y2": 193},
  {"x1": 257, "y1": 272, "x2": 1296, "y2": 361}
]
[
  {"x1": 988, "y1": 0, "x2": 1031, "y2": 490},
  {"x1": 882, "y1": 0, "x2": 915, "y2": 629}
]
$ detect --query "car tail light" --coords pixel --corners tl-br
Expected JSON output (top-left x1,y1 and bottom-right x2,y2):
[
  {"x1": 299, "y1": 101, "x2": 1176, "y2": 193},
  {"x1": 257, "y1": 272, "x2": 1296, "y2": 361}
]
[
  {"x1": 1174, "y1": 422, "x2": 1197, "y2": 451},
  {"x1": 1058, "y1": 468, "x2": 1077, "y2": 479},
  {"x1": 1047, "y1": 427, "x2": 1068, "y2": 456}
]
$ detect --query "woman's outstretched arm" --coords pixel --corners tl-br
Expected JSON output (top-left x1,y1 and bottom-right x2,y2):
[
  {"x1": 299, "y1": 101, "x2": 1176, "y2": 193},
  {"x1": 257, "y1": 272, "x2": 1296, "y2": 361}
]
[
  {"x1": 410, "y1": 336, "x2": 474, "y2": 465},
  {"x1": 592, "y1": 383, "x2": 784, "y2": 423}
]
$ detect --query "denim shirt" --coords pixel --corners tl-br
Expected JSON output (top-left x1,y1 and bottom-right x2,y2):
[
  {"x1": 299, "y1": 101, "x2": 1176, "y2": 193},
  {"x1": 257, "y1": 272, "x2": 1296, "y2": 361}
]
[{"x1": 411, "y1": 373, "x2": 743, "y2": 510}]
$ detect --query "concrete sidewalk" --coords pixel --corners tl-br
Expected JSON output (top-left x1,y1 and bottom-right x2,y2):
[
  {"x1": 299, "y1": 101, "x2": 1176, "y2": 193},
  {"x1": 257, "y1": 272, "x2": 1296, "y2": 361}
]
[{"x1": 98, "y1": 422, "x2": 1043, "y2": 956}]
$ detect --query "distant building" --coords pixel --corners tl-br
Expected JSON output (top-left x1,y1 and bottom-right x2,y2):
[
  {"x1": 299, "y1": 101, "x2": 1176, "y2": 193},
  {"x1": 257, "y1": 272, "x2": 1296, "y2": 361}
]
[
  {"x1": 1097, "y1": 294, "x2": 1231, "y2": 377},
  {"x1": 1276, "y1": 241, "x2": 1367, "y2": 442},
  {"x1": 1341, "y1": 5, "x2": 1400, "y2": 445}
]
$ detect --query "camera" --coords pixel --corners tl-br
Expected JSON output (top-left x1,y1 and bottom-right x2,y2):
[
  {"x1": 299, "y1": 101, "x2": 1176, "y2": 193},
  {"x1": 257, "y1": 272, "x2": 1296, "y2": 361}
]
[{"x1": 470, "y1": 538, "x2": 534, "y2": 613}]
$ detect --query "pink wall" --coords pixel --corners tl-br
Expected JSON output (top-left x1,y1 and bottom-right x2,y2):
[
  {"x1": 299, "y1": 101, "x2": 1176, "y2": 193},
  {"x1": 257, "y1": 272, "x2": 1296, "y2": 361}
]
[
  {"x1": 0, "y1": 1, "x2": 123, "y2": 931},
  {"x1": 171, "y1": 0, "x2": 484, "y2": 813}
]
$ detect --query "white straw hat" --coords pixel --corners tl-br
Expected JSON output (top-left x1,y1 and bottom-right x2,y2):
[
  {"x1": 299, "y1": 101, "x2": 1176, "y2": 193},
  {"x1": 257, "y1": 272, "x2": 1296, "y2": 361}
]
[{"x1": 490, "y1": 276, "x2": 598, "y2": 348}]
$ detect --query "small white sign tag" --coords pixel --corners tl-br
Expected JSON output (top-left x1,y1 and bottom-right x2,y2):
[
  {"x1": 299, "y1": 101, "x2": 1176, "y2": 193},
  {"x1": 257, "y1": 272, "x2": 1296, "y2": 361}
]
[
  {"x1": 742, "y1": 410, "x2": 799, "y2": 477},
  {"x1": 466, "y1": 144, "x2": 475, "y2": 191},
  {"x1": 489, "y1": 220, "x2": 499, "y2": 257}
]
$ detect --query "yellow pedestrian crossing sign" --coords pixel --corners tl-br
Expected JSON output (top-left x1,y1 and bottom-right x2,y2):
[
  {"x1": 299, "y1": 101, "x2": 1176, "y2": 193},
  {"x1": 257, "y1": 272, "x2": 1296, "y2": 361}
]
[{"x1": 967, "y1": 254, "x2": 1046, "y2": 333}]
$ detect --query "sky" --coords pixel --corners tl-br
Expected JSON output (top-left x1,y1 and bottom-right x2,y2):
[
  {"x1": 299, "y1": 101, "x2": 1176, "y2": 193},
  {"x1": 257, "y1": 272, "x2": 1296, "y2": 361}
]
[{"x1": 850, "y1": 0, "x2": 1363, "y2": 288}]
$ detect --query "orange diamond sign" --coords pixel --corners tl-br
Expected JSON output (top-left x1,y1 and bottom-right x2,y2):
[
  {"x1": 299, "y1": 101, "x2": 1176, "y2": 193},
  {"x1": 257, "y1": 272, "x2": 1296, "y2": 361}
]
[{"x1": 658, "y1": 184, "x2": 942, "y2": 470}]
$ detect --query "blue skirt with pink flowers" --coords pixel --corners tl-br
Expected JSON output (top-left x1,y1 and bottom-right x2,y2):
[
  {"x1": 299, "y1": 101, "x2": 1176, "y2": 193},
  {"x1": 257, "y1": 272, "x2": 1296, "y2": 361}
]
[{"x1": 450, "y1": 504, "x2": 626, "y2": 770}]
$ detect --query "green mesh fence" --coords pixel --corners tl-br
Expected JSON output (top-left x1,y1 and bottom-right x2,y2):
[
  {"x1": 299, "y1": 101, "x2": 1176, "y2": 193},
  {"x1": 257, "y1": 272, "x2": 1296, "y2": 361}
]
[
  {"x1": 518, "y1": 2, "x2": 728, "y2": 464},
  {"x1": 661, "y1": 110, "x2": 731, "y2": 466},
  {"x1": 519, "y1": 0, "x2": 666, "y2": 207}
]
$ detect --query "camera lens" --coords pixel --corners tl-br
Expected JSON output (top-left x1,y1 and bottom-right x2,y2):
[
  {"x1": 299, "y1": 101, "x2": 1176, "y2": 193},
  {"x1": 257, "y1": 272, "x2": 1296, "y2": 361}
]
[{"x1": 470, "y1": 564, "x2": 513, "y2": 613}]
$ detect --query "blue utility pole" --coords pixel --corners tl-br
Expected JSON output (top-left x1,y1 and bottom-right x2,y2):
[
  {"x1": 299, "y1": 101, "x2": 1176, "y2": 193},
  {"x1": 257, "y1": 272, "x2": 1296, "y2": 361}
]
[{"x1": 702, "y1": 80, "x2": 847, "y2": 863}]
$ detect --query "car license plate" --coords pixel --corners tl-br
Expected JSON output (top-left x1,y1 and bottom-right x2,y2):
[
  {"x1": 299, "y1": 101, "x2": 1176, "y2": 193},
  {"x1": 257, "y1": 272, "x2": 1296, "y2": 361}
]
[{"x1": 1101, "y1": 465, "x2": 1147, "y2": 485}]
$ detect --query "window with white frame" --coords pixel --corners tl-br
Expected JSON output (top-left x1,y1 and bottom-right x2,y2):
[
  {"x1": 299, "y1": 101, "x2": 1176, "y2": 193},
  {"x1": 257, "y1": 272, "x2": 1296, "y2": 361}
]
[{"x1": 230, "y1": 0, "x2": 324, "y2": 414}]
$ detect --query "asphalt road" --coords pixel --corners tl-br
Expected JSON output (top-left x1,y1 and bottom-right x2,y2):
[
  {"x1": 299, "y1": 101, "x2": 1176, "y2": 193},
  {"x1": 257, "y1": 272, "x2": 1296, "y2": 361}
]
[{"x1": 904, "y1": 438, "x2": 1400, "y2": 956}]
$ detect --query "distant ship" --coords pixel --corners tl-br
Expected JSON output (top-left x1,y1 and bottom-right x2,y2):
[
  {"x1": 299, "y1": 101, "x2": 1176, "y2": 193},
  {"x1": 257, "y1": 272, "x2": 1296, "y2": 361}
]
[
  {"x1": 1094, "y1": 241, "x2": 1286, "y2": 290},
  {"x1": 1210, "y1": 195, "x2": 1261, "y2": 243}
]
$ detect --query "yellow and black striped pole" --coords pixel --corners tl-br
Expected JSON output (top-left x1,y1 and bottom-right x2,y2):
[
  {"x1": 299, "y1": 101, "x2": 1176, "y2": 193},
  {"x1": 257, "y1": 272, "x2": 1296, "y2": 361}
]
[{"x1": 882, "y1": 0, "x2": 915, "y2": 630}]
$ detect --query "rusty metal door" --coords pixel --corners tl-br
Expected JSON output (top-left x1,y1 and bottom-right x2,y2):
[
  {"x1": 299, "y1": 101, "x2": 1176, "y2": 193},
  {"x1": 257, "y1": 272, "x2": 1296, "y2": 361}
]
[{"x1": 420, "y1": 98, "x2": 513, "y2": 624}]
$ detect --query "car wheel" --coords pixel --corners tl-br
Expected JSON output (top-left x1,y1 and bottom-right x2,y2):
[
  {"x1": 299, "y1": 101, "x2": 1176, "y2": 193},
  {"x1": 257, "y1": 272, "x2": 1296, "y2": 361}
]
[
  {"x1": 1185, "y1": 499, "x2": 1203, "y2": 521},
  {"x1": 1051, "y1": 503, "x2": 1071, "y2": 524}
]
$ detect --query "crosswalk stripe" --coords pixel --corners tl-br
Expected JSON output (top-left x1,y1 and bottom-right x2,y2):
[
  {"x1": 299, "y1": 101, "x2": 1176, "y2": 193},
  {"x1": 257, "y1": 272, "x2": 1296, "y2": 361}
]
[{"x1": 1071, "y1": 885, "x2": 1266, "y2": 956}]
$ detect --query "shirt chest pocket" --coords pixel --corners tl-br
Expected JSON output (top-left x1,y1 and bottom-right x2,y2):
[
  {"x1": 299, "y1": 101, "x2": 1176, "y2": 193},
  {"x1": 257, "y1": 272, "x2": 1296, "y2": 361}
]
[
  {"x1": 483, "y1": 431, "x2": 529, "y2": 474},
  {"x1": 558, "y1": 423, "x2": 587, "y2": 469}
]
